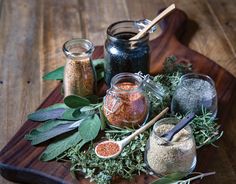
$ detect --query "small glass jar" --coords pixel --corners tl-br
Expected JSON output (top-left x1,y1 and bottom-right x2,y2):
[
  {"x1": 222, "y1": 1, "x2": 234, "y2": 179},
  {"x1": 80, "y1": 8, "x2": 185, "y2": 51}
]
[
  {"x1": 63, "y1": 38, "x2": 96, "y2": 97},
  {"x1": 104, "y1": 20, "x2": 156, "y2": 85},
  {"x1": 145, "y1": 118, "x2": 197, "y2": 176},
  {"x1": 103, "y1": 73, "x2": 149, "y2": 128},
  {"x1": 171, "y1": 73, "x2": 217, "y2": 117}
]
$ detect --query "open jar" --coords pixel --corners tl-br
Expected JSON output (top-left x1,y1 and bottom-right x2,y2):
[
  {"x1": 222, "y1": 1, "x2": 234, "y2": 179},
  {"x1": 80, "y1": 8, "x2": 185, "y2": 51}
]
[
  {"x1": 104, "y1": 20, "x2": 157, "y2": 85},
  {"x1": 103, "y1": 72, "x2": 164, "y2": 128},
  {"x1": 103, "y1": 73, "x2": 149, "y2": 128},
  {"x1": 145, "y1": 118, "x2": 197, "y2": 176},
  {"x1": 63, "y1": 38, "x2": 96, "y2": 97},
  {"x1": 171, "y1": 73, "x2": 217, "y2": 117}
]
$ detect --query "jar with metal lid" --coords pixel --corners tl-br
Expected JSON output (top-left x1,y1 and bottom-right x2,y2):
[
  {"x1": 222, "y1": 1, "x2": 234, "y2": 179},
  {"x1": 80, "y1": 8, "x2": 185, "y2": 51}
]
[
  {"x1": 63, "y1": 38, "x2": 96, "y2": 97},
  {"x1": 103, "y1": 72, "x2": 164, "y2": 128},
  {"x1": 104, "y1": 20, "x2": 157, "y2": 85},
  {"x1": 145, "y1": 117, "x2": 197, "y2": 176}
]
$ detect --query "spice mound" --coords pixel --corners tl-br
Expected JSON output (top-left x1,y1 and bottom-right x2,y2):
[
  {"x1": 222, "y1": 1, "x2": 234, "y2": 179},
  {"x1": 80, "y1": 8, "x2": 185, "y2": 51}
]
[
  {"x1": 103, "y1": 82, "x2": 149, "y2": 128},
  {"x1": 96, "y1": 141, "x2": 120, "y2": 157},
  {"x1": 145, "y1": 119, "x2": 196, "y2": 176}
]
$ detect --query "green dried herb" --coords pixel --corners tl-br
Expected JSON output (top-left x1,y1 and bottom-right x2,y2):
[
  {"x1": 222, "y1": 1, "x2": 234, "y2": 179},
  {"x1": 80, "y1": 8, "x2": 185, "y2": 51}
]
[{"x1": 66, "y1": 127, "x2": 150, "y2": 184}]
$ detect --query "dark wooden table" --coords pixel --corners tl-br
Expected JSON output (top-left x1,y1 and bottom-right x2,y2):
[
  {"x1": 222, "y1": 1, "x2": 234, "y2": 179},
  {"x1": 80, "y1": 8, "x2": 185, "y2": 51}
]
[{"x1": 0, "y1": 0, "x2": 236, "y2": 184}]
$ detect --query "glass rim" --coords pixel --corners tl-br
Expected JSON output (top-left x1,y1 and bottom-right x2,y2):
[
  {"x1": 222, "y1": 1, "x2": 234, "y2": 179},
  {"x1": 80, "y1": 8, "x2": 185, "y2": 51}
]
[
  {"x1": 153, "y1": 117, "x2": 193, "y2": 144},
  {"x1": 62, "y1": 38, "x2": 94, "y2": 59},
  {"x1": 180, "y1": 73, "x2": 216, "y2": 87},
  {"x1": 110, "y1": 72, "x2": 143, "y2": 93},
  {"x1": 107, "y1": 20, "x2": 149, "y2": 42}
]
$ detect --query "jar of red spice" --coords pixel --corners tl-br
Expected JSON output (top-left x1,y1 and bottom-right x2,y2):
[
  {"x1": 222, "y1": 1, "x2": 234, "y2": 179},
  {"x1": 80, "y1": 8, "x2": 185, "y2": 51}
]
[{"x1": 103, "y1": 72, "x2": 164, "y2": 128}]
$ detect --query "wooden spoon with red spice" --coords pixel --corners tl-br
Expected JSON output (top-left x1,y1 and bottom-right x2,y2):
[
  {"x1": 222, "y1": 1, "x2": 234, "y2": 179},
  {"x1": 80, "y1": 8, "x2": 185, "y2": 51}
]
[{"x1": 95, "y1": 107, "x2": 169, "y2": 159}]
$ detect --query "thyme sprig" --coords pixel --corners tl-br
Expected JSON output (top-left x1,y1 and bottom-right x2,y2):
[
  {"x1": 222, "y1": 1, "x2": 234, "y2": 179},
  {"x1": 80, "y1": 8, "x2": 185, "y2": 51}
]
[{"x1": 66, "y1": 127, "x2": 150, "y2": 184}]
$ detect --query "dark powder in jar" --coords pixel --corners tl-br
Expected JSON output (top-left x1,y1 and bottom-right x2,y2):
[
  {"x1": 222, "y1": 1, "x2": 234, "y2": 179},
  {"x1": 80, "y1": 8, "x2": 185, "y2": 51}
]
[
  {"x1": 96, "y1": 142, "x2": 120, "y2": 157},
  {"x1": 103, "y1": 82, "x2": 148, "y2": 128}
]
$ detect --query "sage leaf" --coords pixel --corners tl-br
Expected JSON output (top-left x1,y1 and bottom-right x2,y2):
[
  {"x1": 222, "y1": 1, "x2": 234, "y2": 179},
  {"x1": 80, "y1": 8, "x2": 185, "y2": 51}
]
[
  {"x1": 36, "y1": 120, "x2": 72, "y2": 132},
  {"x1": 93, "y1": 58, "x2": 104, "y2": 68},
  {"x1": 30, "y1": 123, "x2": 78, "y2": 145},
  {"x1": 98, "y1": 106, "x2": 106, "y2": 130},
  {"x1": 28, "y1": 103, "x2": 69, "y2": 121},
  {"x1": 151, "y1": 172, "x2": 186, "y2": 184},
  {"x1": 43, "y1": 66, "x2": 64, "y2": 80},
  {"x1": 40, "y1": 130, "x2": 82, "y2": 161},
  {"x1": 79, "y1": 114, "x2": 101, "y2": 141},
  {"x1": 80, "y1": 106, "x2": 97, "y2": 114},
  {"x1": 62, "y1": 108, "x2": 83, "y2": 120},
  {"x1": 25, "y1": 120, "x2": 73, "y2": 141},
  {"x1": 64, "y1": 95, "x2": 90, "y2": 108}
]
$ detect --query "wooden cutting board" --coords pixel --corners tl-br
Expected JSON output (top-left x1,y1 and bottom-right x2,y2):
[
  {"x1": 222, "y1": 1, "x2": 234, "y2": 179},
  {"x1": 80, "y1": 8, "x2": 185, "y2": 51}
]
[{"x1": 1, "y1": 9, "x2": 236, "y2": 184}]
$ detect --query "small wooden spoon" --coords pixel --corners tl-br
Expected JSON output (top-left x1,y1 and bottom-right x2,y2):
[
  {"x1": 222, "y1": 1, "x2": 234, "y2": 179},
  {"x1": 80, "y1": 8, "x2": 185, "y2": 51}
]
[
  {"x1": 95, "y1": 107, "x2": 169, "y2": 159},
  {"x1": 129, "y1": 4, "x2": 176, "y2": 40},
  {"x1": 161, "y1": 112, "x2": 195, "y2": 142}
]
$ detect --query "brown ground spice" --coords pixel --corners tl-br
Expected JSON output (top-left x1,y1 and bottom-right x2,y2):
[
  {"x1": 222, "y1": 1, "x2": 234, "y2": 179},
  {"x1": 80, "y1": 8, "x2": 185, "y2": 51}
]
[
  {"x1": 103, "y1": 82, "x2": 148, "y2": 128},
  {"x1": 96, "y1": 142, "x2": 120, "y2": 157}
]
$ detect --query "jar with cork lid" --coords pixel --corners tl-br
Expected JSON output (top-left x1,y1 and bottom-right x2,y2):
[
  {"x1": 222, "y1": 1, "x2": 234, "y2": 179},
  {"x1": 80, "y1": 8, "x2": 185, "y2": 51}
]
[{"x1": 63, "y1": 38, "x2": 96, "y2": 97}]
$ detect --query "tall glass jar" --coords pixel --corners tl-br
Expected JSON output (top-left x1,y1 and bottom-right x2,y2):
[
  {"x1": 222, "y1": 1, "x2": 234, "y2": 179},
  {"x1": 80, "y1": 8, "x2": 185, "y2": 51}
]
[
  {"x1": 145, "y1": 118, "x2": 197, "y2": 176},
  {"x1": 63, "y1": 38, "x2": 96, "y2": 97},
  {"x1": 103, "y1": 73, "x2": 150, "y2": 128},
  {"x1": 104, "y1": 20, "x2": 156, "y2": 85}
]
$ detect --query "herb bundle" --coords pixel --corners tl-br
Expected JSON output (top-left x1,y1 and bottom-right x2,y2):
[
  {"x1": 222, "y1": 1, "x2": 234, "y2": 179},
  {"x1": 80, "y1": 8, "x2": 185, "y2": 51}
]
[
  {"x1": 66, "y1": 127, "x2": 149, "y2": 184},
  {"x1": 25, "y1": 56, "x2": 223, "y2": 183}
]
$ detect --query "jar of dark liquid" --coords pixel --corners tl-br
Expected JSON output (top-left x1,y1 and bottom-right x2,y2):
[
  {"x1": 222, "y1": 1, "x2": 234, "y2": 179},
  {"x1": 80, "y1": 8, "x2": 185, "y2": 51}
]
[{"x1": 104, "y1": 20, "x2": 156, "y2": 85}]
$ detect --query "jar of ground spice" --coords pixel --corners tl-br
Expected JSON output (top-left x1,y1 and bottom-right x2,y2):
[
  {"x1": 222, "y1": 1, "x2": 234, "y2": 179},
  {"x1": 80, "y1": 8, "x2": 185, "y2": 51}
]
[
  {"x1": 63, "y1": 38, "x2": 96, "y2": 97},
  {"x1": 145, "y1": 118, "x2": 197, "y2": 176},
  {"x1": 103, "y1": 73, "x2": 150, "y2": 128}
]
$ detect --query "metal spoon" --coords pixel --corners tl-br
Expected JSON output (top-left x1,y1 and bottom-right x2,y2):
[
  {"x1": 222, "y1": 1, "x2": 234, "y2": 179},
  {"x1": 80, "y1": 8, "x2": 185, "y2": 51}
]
[
  {"x1": 161, "y1": 112, "x2": 195, "y2": 142},
  {"x1": 95, "y1": 107, "x2": 169, "y2": 159}
]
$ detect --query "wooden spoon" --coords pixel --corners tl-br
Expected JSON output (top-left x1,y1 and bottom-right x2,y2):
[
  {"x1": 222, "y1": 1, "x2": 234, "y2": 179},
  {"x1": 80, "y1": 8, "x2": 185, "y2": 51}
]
[
  {"x1": 95, "y1": 107, "x2": 169, "y2": 159},
  {"x1": 129, "y1": 4, "x2": 176, "y2": 40},
  {"x1": 161, "y1": 112, "x2": 195, "y2": 142}
]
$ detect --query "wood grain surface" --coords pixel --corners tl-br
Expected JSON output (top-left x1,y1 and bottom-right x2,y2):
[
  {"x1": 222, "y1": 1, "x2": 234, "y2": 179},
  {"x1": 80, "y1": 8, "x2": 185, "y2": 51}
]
[{"x1": 0, "y1": 0, "x2": 236, "y2": 184}]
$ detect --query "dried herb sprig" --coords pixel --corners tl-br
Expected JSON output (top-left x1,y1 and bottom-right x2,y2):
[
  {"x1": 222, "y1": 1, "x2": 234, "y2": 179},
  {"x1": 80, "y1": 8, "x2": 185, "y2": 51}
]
[{"x1": 66, "y1": 127, "x2": 150, "y2": 184}]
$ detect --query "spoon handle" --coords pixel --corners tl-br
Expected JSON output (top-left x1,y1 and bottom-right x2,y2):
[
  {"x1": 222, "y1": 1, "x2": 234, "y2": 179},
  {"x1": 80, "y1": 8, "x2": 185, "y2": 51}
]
[
  {"x1": 120, "y1": 107, "x2": 169, "y2": 147},
  {"x1": 129, "y1": 4, "x2": 176, "y2": 41},
  {"x1": 162, "y1": 112, "x2": 195, "y2": 141}
]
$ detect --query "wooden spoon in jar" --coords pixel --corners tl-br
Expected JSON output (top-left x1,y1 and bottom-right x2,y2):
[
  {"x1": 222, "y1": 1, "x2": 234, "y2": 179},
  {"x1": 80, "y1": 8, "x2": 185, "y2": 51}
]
[
  {"x1": 95, "y1": 107, "x2": 169, "y2": 159},
  {"x1": 129, "y1": 4, "x2": 176, "y2": 41}
]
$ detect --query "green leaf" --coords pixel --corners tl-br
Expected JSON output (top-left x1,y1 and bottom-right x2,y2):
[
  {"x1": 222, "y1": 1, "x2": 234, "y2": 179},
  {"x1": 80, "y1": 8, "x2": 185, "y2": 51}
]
[
  {"x1": 98, "y1": 106, "x2": 106, "y2": 130},
  {"x1": 64, "y1": 95, "x2": 90, "y2": 108},
  {"x1": 40, "y1": 130, "x2": 82, "y2": 161},
  {"x1": 28, "y1": 103, "x2": 69, "y2": 121},
  {"x1": 80, "y1": 106, "x2": 96, "y2": 113},
  {"x1": 43, "y1": 66, "x2": 64, "y2": 80},
  {"x1": 36, "y1": 120, "x2": 72, "y2": 132},
  {"x1": 92, "y1": 59, "x2": 105, "y2": 68},
  {"x1": 79, "y1": 114, "x2": 101, "y2": 141},
  {"x1": 31, "y1": 123, "x2": 77, "y2": 145},
  {"x1": 62, "y1": 108, "x2": 82, "y2": 120},
  {"x1": 151, "y1": 172, "x2": 186, "y2": 184},
  {"x1": 25, "y1": 120, "x2": 73, "y2": 141}
]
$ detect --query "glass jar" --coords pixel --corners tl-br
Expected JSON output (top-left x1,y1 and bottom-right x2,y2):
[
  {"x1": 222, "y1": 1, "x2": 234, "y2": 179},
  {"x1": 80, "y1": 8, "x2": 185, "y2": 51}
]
[
  {"x1": 63, "y1": 38, "x2": 96, "y2": 97},
  {"x1": 145, "y1": 118, "x2": 197, "y2": 176},
  {"x1": 171, "y1": 73, "x2": 217, "y2": 117},
  {"x1": 104, "y1": 20, "x2": 156, "y2": 85},
  {"x1": 103, "y1": 72, "x2": 164, "y2": 128}
]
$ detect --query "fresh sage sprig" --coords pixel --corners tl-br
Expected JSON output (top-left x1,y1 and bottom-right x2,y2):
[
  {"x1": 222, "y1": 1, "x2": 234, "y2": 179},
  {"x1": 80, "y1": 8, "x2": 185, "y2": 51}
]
[{"x1": 25, "y1": 94, "x2": 105, "y2": 161}]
